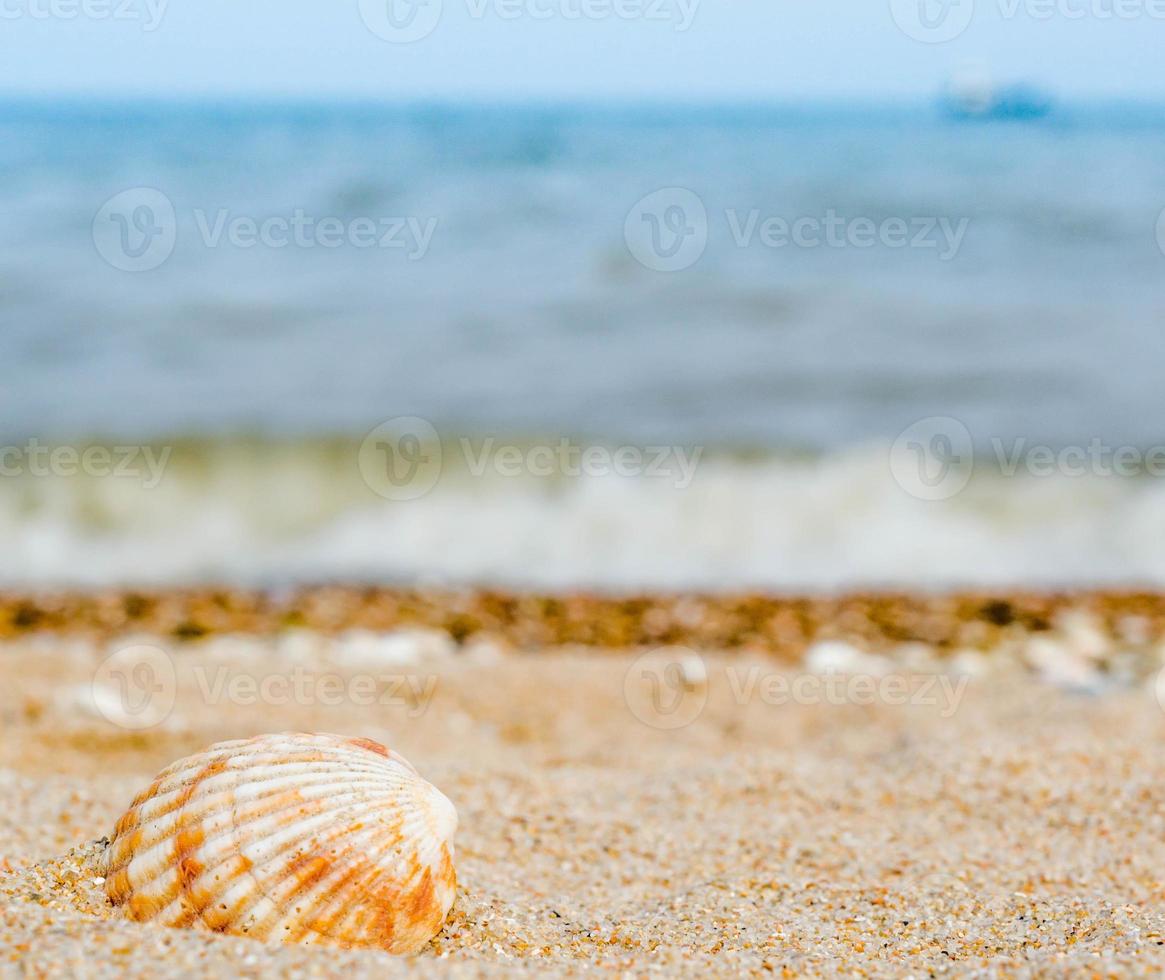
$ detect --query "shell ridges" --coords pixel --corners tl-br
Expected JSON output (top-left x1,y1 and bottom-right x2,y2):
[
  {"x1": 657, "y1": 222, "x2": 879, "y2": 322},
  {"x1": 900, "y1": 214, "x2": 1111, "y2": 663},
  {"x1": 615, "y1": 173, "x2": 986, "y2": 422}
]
[{"x1": 103, "y1": 732, "x2": 458, "y2": 954}]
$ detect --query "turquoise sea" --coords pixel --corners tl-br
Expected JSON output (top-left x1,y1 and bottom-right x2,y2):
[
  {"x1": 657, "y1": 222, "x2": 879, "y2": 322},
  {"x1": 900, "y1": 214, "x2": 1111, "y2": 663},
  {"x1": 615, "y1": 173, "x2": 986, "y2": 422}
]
[{"x1": 2, "y1": 100, "x2": 1165, "y2": 588}]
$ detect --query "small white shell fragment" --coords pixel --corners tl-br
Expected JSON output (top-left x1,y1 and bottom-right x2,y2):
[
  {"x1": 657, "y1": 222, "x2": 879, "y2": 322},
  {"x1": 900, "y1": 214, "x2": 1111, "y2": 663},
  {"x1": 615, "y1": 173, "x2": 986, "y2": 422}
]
[
  {"x1": 103, "y1": 732, "x2": 458, "y2": 954},
  {"x1": 949, "y1": 648, "x2": 989, "y2": 678},
  {"x1": 461, "y1": 636, "x2": 510, "y2": 664},
  {"x1": 1024, "y1": 636, "x2": 1103, "y2": 693},
  {"x1": 62, "y1": 683, "x2": 176, "y2": 731},
  {"x1": 275, "y1": 630, "x2": 330, "y2": 663},
  {"x1": 1055, "y1": 610, "x2": 1111, "y2": 662},
  {"x1": 199, "y1": 634, "x2": 270, "y2": 664},
  {"x1": 676, "y1": 651, "x2": 707, "y2": 688},
  {"x1": 332, "y1": 628, "x2": 456, "y2": 667},
  {"x1": 805, "y1": 641, "x2": 891, "y2": 677}
]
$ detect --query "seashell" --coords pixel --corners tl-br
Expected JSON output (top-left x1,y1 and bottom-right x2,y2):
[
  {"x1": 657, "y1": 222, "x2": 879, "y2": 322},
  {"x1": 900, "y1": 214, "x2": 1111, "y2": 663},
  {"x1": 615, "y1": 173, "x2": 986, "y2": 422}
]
[{"x1": 102, "y1": 732, "x2": 457, "y2": 954}]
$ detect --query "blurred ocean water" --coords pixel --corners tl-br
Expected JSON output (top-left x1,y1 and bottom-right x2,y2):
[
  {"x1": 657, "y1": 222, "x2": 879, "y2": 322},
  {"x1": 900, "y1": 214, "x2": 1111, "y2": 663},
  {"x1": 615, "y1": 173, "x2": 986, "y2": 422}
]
[
  {"x1": 3, "y1": 100, "x2": 1165, "y2": 588},
  {"x1": 4, "y1": 100, "x2": 1165, "y2": 448}
]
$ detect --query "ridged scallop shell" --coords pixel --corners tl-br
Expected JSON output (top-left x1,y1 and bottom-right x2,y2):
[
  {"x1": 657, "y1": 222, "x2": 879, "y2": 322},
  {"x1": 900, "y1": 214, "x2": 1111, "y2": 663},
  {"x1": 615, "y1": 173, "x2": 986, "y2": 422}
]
[{"x1": 102, "y1": 733, "x2": 457, "y2": 954}]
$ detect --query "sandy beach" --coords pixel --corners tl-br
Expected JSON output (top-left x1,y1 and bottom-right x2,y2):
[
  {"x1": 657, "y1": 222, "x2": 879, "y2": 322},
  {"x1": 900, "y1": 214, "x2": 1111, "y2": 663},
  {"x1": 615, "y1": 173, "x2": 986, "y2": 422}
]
[
  {"x1": 7, "y1": 15, "x2": 1164, "y2": 975},
  {"x1": 3, "y1": 589, "x2": 1165, "y2": 976}
]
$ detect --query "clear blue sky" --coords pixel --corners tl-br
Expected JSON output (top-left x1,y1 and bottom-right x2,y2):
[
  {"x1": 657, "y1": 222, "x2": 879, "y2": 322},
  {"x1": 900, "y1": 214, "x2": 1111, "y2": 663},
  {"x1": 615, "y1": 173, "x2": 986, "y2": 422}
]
[{"x1": 1, "y1": 0, "x2": 1162, "y2": 100}]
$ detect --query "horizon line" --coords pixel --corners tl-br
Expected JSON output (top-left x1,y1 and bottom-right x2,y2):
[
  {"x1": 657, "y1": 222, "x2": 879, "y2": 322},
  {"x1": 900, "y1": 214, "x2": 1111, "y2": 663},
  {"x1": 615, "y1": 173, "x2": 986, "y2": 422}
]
[{"x1": 3, "y1": 92, "x2": 1165, "y2": 109}]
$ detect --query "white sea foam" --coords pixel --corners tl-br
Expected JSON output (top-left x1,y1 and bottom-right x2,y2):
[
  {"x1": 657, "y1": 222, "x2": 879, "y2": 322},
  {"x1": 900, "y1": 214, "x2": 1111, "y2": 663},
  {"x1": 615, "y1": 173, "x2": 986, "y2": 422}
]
[{"x1": 2, "y1": 439, "x2": 1164, "y2": 590}]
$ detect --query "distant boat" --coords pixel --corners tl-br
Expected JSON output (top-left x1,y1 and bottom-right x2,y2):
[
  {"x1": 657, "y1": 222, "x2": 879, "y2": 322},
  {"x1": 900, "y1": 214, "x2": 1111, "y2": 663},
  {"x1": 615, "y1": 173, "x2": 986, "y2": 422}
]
[{"x1": 942, "y1": 71, "x2": 1053, "y2": 121}]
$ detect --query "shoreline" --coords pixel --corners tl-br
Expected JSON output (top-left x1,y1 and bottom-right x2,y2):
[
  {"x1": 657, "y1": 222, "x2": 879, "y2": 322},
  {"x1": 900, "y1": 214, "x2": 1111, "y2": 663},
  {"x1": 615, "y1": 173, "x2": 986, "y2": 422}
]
[{"x1": 3, "y1": 585, "x2": 1165, "y2": 655}]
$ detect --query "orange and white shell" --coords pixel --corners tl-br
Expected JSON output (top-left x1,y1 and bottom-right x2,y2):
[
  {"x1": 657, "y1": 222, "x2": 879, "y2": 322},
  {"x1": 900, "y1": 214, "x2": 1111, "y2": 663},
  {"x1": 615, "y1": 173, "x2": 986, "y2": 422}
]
[{"x1": 102, "y1": 733, "x2": 457, "y2": 954}]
